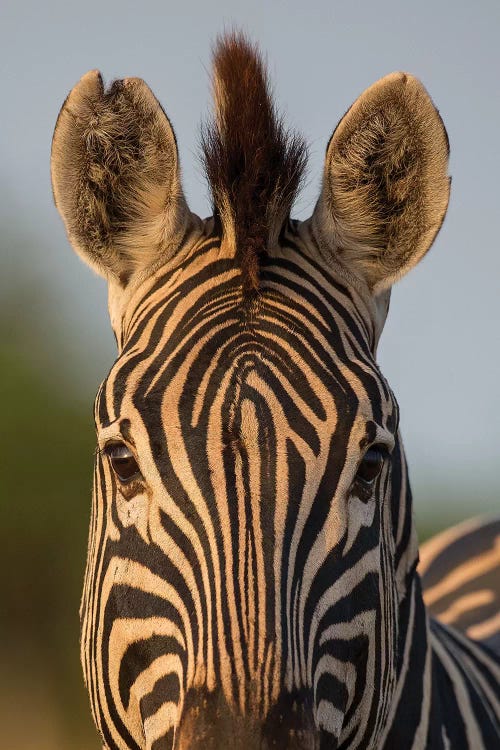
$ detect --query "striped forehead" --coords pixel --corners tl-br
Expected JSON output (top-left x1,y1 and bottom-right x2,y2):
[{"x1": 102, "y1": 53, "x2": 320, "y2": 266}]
[{"x1": 96, "y1": 235, "x2": 392, "y2": 431}]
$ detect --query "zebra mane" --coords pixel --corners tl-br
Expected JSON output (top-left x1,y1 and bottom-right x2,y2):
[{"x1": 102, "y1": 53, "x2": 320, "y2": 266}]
[{"x1": 201, "y1": 31, "x2": 307, "y2": 296}]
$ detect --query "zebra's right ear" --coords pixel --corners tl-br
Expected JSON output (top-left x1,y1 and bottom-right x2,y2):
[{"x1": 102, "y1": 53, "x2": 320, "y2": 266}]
[{"x1": 51, "y1": 70, "x2": 191, "y2": 285}]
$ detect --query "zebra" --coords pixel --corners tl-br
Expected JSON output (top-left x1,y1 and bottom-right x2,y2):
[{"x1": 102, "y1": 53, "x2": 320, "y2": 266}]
[{"x1": 51, "y1": 31, "x2": 499, "y2": 750}]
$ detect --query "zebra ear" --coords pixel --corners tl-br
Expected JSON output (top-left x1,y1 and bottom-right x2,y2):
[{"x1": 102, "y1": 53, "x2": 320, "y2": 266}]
[
  {"x1": 51, "y1": 70, "x2": 191, "y2": 285},
  {"x1": 312, "y1": 72, "x2": 450, "y2": 294}
]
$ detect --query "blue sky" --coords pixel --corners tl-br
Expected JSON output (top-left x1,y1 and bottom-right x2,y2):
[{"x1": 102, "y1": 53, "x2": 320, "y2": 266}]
[{"x1": 1, "y1": 0, "x2": 499, "y2": 515}]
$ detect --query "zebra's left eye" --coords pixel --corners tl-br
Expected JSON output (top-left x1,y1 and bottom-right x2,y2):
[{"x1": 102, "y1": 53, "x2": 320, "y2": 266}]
[
  {"x1": 104, "y1": 442, "x2": 141, "y2": 483},
  {"x1": 355, "y1": 446, "x2": 386, "y2": 486}
]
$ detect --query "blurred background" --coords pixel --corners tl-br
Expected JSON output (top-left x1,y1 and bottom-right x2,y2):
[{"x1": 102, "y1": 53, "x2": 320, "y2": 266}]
[{"x1": 1, "y1": 0, "x2": 499, "y2": 747}]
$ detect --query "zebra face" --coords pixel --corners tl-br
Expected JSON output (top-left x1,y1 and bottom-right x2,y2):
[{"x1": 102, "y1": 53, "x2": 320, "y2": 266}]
[
  {"x1": 86, "y1": 232, "x2": 401, "y2": 747},
  {"x1": 52, "y1": 32, "x2": 449, "y2": 750}
]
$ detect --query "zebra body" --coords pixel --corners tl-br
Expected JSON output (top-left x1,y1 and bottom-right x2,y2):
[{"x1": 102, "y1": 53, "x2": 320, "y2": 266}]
[{"x1": 51, "y1": 33, "x2": 499, "y2": 749}]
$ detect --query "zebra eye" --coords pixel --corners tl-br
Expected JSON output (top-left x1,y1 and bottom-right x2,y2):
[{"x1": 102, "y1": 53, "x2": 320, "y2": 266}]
[
  {"x1": 355, "y1": 446, "x2": 386, "y2": 486},
  {"x1": 105, "y1": 442, "x2": 141, "y2": 483}
]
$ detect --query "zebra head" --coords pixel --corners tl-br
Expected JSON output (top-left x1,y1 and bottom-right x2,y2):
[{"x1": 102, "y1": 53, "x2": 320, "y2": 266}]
[{"x1": 51, "y1": 33, "x2": 450, "y2": 750}]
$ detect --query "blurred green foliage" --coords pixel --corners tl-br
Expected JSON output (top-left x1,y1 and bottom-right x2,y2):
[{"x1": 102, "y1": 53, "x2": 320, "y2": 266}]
[{"x1": 1, "y1": 308, "x2": 100, "y2": 747}]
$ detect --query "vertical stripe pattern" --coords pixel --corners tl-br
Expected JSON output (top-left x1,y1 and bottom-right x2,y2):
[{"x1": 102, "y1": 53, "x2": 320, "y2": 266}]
[{"x1": 79, "y1": 226, "x2": 500, "y2": 749}]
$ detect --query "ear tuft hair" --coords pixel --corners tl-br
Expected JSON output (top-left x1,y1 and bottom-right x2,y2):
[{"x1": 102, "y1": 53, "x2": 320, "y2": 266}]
[
  {"x1": 313, "y1": 72, "x2": 450, "y2": 293},
  {"x1": 201, "y1": 31, "x2": 307, "y2": 296},
  {"x1": 51, "y1": 70, "x2": 190, "y2": 284}
]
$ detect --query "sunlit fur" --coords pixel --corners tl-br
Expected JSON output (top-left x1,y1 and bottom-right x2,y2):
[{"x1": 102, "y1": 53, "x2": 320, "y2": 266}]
[
  {"x1": 51, "y1": 71, "x2": 194, "y2": 284},
  {"x1": 312, "y1": 72, "x2": 450, "y2": 294},
  {"x1": 52, "y1": 32, "x2": 499, "y2": 750}
]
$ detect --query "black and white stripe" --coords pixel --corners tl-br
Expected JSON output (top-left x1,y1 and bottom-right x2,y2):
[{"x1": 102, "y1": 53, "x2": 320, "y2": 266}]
[{"x1": 79, "y1": 228, "x2": 499, "y2": 749}]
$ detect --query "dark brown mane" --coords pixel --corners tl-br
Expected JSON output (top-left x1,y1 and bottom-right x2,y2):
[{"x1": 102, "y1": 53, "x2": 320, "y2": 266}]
[{"x1": 201, "y1": 31, "x2": 307, "y2": 296}]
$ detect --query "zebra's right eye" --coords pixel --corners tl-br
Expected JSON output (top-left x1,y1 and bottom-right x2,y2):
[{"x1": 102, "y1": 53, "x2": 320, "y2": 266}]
[
  {"x1": 350, "y1": 445, "x2": 388, "y2": 502},
  {"x1": 356, "y1": 446, "x2": 386, "y2": 485},
  {"x1": 104, "y1": 442, "x2": 141, "y2": 483}
]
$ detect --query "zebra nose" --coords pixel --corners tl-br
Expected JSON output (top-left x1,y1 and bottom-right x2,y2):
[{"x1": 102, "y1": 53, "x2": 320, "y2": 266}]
[
  {"x1": 175, "y1": 689, "x2": 320, "y2": 750},
  {"x1": 175, "y1": 689, "x2": 262, "y2": 750}
]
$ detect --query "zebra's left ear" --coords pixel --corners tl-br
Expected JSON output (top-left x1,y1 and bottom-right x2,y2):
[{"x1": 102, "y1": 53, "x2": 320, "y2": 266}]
[{"x1": 312, "y1": 72, "x2": 450, "y2": 294}]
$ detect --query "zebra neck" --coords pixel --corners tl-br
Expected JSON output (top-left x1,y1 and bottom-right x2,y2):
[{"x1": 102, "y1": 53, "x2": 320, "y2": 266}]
[{"x1": 381, "y1": 571, "x2": 500, "y2": 748}]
